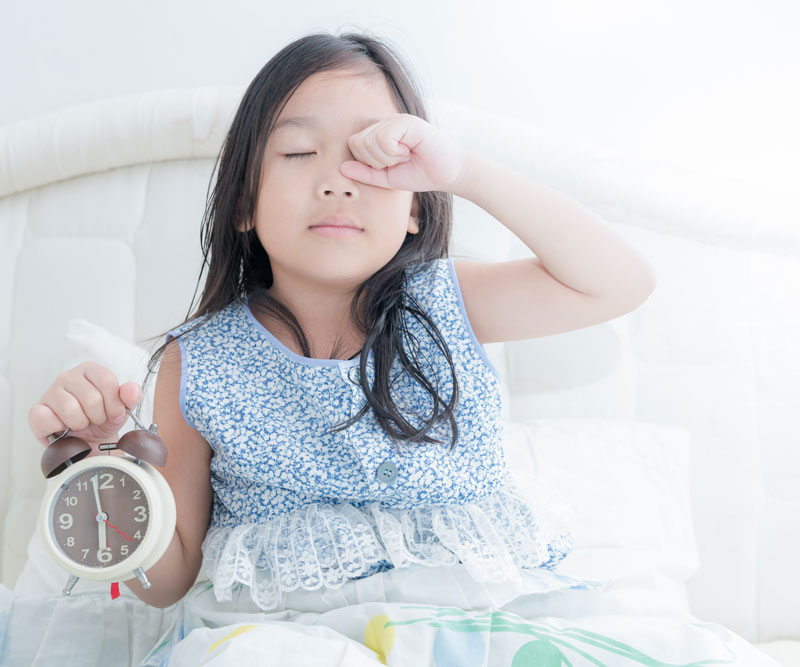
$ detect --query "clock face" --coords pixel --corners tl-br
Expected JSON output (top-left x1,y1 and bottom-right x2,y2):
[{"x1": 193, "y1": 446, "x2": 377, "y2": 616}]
[{"x1": 48, "y1": 465, "x2": 150, "y2": 568}]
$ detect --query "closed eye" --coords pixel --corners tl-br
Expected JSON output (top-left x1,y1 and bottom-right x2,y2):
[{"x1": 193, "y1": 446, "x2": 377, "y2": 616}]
[{"x1": 285, "y1": 152, "x2": 315, "y2": 159}]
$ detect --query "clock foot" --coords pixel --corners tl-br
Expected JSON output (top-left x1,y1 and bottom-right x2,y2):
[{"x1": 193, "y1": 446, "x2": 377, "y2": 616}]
[
  {"x1": 62, "y1": 574, "x2": 80, "y2": 596},
  {"x1": 134, "y1": 566, "x2": 151, "y2": 590}
]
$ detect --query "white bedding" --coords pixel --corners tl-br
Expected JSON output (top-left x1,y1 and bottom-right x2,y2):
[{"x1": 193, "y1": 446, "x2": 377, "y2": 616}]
[{"x1": 0, "y1": 564, "x2": 780, "y2": 666}]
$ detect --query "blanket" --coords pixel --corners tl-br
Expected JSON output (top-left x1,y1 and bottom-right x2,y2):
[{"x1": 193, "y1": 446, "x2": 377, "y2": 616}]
[{"x1": 0, "y1": 564, "x2": 779, "y2": 666}]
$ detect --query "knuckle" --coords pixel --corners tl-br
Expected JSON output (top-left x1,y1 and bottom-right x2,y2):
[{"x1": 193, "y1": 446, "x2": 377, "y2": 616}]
[
  {"x1": 61, "y1": 403, "x2": 89, "y2": 430},
  {"x1": 83, "y1": 392, "x2": 105, "y2": 414},
  {"x1": 97, "y1": 372, "x2": 120, "y2": 394}
]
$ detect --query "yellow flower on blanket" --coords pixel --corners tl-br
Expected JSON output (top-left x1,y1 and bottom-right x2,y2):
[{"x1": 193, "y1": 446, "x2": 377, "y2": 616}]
[
  {"x1": 208, "y1": 624, "x2": 258, "y2": 653},
  {"x1": 364, "y1": 614, "x2": 395, "y2": 665}
]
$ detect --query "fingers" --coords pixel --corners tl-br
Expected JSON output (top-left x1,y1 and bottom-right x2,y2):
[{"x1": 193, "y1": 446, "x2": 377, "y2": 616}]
[
  {"x1": 28, "y1": 362, "x2": 141, "y2": 446},
  {"x1": 28, "y1": 403, "x2": 68, "y2": 447},
  {"x1": 349, "y1": 127, "x2": 409, "y2": 170},
  {"x1": 119, "y1": 381, "x2": 142, "y2": 410},
  {"x1": 70, "y1": 362, "x2": 127, "y2": 423}
]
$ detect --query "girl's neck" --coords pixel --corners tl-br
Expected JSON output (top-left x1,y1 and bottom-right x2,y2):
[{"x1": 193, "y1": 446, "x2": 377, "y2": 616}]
[{"x1": 251, "y1": 303, "x2": 365, "y2": 361}]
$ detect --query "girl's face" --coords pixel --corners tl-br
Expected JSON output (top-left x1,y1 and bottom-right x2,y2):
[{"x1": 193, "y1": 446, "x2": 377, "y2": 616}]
[{"x1": 249, "y1": 67, "x2": 420, "y2": 294}]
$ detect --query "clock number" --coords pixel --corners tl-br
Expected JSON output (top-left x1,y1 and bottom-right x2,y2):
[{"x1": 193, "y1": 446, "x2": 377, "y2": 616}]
[
  {"x1": 133, "y1": 506, "x2": 148, "y2": 523},
  {"x1": 58, "y1": 513, "x2": 73, "y2": 530},
  {"x1": 99, "y1": 473, "x2": 114, "y2": 490},
  {"x1": 97, "y1": 549, "x2": 113, "y2": 564},
  {"x1": 67, "y1": 537, "x2": 74, "y2": 547},
  {"x1": 77, "y1": 480, "x2": 88, "y2": 492},
  {"x1": 121, "y1": 545, "x2": 129, "y2": 556},
  {"x1": 133, "y1": 490, "x2": 141, "y2": 500},
  {"x1": 82, "y1": 549, "x2": 89, "y2": 560},
  {"x1": 64, "y1": 496, "x2": 77, "y2": 506}
]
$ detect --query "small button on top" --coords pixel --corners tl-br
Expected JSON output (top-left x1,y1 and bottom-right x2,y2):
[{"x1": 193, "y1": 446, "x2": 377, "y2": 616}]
[
  {"x1": 376, "y1": 460, "x2": 398, "y2": 485},
  {"x1": 348, "y1": 366, "x2": 360, "y2": 384}
]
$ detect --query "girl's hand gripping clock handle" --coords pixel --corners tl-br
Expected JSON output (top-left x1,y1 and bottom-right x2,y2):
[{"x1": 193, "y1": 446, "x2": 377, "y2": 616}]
[{"x1": 27, "y1": 361, "x2": 142, "y2": 452}]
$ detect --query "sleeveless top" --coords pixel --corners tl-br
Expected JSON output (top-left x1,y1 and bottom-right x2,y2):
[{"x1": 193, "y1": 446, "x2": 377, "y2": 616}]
[{"x1": 166, "y1": 257, "x2": 576, "y2": 610}]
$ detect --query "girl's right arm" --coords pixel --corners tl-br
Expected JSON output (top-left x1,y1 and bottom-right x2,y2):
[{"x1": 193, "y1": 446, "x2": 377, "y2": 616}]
[
  {"x1": 121, "y1": 339, "x2": 214, "y2": 608},
  {"x1": 28, "y1": 340, "x2": 214, "y2": 609}
]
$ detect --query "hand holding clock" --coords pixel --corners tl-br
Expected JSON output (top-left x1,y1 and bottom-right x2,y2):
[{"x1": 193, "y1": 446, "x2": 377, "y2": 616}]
[
  {"x1": 31, "y1": 361, "x2": 176, "y2": 596},
  {"x1": 28, "y1": 360, "x2": 142, "y2": 451}
]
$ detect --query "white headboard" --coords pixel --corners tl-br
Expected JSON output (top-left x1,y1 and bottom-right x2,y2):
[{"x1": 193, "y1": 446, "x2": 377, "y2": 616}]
[{"x1": 1, "y1": 87, "x2": 797, "y2": 643}]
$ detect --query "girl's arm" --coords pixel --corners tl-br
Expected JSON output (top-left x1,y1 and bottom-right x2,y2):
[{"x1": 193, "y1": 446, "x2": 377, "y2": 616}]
[
  {"x1": 448, "y1": 150, "x2": 656, "y2": 303},
  {"x1": 121, "y1": 340, "x2": 213, "y2": 608}
]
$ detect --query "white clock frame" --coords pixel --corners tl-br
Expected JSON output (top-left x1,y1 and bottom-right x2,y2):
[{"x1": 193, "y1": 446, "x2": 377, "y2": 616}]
[{"x1": 38, "y1": 454, "x2": 176, "y2": 586}]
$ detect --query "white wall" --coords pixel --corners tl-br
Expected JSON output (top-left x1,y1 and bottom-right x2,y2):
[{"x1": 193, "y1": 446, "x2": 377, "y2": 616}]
[{"x1": 2, "y1": 0, "x2": 798, "y2": 191}]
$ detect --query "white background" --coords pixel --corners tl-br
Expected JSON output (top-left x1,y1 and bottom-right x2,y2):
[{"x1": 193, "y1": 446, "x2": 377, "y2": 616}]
[{"x1": 2, "y1": 0, "x2": 798, "y2": 192}]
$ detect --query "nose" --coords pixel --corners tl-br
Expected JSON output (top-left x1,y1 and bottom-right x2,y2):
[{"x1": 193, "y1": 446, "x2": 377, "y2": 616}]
[{"x1": 317, "y1": 146, "x2": 360, "y2": 199}]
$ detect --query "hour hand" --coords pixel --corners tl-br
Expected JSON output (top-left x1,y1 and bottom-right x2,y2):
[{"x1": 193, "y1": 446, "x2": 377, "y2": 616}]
[
  {"x1": 91, "y1": 475, "x2": 107, "y2": 549},
  {"x1": 97, "y1": 517, "x2": 107, "y2": 550}
]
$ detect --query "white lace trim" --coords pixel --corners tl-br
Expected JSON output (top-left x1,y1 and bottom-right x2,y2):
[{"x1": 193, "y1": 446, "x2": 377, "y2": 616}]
[{"x1": 201, "y1": 479, "x2": 577, "y2": 611}]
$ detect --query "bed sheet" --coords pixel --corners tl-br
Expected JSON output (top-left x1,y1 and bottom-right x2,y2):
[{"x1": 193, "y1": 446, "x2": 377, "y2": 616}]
[{"x1": 0, "y1": 563, "x2": 779, "y2": 666}]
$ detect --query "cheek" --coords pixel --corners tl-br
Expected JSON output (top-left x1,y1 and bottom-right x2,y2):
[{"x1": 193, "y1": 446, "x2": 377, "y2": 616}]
[{"x1": 384, "y1": 193, "x2": 415, "y2": 220}]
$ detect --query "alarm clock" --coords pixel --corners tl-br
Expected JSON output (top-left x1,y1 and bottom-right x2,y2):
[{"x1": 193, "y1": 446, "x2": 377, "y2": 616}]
[{"x1": 38, "y1": 407, "x2": 176, "y2": 596}]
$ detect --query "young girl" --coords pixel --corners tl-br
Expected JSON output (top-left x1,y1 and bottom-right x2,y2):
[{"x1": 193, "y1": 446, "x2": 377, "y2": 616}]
[{"x1": 27, "y1": 29, "x2": 656, "y2": 661}]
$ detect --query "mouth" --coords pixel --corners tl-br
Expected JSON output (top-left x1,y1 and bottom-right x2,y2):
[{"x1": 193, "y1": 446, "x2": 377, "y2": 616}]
[
  {"x1": 311, "y1": 215, "x2": 362, "y2": 231},
  {"x1": 310, "y1": 225, "x2": 363, "y2": 237}
]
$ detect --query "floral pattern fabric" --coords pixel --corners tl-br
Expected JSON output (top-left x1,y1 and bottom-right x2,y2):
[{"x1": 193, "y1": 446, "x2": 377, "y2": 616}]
[{"x1": 166, "y1": 257, "x2": 576, "y2": 609}]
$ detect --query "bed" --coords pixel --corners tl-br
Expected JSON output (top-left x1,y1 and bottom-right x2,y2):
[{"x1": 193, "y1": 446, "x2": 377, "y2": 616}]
[{"x1": 0, "y1": 87, "x2": 797, "y2": 665}]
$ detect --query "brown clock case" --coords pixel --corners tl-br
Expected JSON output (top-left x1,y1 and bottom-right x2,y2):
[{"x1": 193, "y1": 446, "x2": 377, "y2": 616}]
[{"x1": 41, "y1": 409, "x2": 167, "y2": 479}]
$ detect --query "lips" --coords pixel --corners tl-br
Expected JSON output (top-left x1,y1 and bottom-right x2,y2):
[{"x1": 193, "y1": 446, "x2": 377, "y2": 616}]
[{"x1": 310, "y1": 215, "x2": 361, "y2": 230}]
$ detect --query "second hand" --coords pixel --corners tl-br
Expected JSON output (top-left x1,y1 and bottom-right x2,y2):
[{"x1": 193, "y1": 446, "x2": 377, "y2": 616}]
[{"x1": 94, "y1": 513, "x2": 135, "y2": 541}]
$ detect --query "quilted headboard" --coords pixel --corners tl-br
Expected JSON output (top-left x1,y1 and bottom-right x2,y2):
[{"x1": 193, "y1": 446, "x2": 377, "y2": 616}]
[{"x1": 1, "y1": 87, "x2": 798, "y2": 643}]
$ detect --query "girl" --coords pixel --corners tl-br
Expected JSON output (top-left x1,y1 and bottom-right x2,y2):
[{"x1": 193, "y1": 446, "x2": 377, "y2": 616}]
[{"x1": 27, "y1": 29, "x2": 656, "y2": 660}]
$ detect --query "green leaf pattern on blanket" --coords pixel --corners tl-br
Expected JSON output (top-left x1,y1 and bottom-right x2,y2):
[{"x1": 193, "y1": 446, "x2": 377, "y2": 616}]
[{"x1": 369, "y1": 606, "x2": 738, "y2": 666}]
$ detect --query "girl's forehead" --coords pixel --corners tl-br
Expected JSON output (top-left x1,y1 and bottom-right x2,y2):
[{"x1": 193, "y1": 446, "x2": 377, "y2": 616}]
[
  {"x1": 285, "y1": 69, "x2": 394, "y2": 108},
  {"x1": 275, "y1": 79, "x2": 400, "y2": 132}
]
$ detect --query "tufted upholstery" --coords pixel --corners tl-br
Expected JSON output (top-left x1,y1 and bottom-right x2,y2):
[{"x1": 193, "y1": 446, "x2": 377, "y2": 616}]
[{"x1": 1, "y1": 87, "x2": 798, "y2": 643}]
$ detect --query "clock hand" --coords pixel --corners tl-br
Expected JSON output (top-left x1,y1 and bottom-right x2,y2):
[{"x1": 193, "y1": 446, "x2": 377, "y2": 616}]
[
  {"x1": 98, "y1": 515, "x2": 107, "y2": 550},
  {"x1": 103, "y1": 519, "x2": 135, "y2": 542},
  {"x1": 91, "y1": 474, "x2": 103, "y2": 514},
  {"x1": 91, "y1": 475, "x2": 108, "y2": 550}
]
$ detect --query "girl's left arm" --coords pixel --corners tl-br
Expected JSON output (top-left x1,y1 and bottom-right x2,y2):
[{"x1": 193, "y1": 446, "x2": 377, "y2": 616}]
[{"x1": 447, "y1": 149, "x2": 657, "y2": 303}]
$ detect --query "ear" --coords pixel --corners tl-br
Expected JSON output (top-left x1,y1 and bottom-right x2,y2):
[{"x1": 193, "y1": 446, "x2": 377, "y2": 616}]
[{"x1": 407, "y1": 195, "x2": 420, "y2": 234}]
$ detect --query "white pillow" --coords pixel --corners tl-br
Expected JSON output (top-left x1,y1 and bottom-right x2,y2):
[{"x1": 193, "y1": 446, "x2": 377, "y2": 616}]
[
  {"x1": 501, "y1": 418, "x2": 699, "y2": 616},
  {"x1": 15, "y1": 319, "x2": 157, "y2": 598}
]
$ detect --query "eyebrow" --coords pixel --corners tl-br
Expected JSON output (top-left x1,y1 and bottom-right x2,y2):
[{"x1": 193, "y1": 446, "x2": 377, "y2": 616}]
[{"x1": 271, "y1": 115, "x2": 383, "y2": 134}]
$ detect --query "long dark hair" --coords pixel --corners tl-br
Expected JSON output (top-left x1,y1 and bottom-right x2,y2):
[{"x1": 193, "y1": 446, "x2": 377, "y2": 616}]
[{"x1": 139, "y1": 30, "x2": 459, "y2": 450}]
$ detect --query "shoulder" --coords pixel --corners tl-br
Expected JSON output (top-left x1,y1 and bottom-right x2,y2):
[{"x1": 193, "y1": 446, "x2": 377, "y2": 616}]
[
  {"x1": 404, "y1": 257, "x2": 451, "y2": 296},
  {"x1": 165, "y1": 300, "x2": 243, "y2": 344}
]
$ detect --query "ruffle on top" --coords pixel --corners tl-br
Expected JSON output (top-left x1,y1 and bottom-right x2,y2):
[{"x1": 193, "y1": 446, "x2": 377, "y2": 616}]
[{"x1": 201, "y1": 479, "x2": 579, "y2": 611}]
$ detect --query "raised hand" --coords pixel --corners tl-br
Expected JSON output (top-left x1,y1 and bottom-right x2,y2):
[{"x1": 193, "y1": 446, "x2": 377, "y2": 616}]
[{"x1": 340, "y1": 113, "x2": 470, "y2": 195}]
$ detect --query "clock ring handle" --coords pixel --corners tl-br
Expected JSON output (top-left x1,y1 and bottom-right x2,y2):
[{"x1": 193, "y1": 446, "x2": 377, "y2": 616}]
[{"x1": 47, "y1": 428, "x2": 72, "y2": 445}]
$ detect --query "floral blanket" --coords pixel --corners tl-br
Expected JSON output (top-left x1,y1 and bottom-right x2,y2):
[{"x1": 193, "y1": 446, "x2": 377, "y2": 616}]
[{"x1": 0, "y1": 565, "x2": 779, "y2": 666}]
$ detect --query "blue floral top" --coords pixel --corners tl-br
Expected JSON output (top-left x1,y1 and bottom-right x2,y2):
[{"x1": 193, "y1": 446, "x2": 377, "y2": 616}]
[{"x1": 166, "y1": 257, "x2": 574, "y2": 610}]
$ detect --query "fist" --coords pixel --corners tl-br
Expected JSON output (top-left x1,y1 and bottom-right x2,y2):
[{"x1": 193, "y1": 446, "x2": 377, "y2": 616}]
[
  {"x1": 28, "y1": 361, "x2": 142, "y2": 449},
  {"x1": 341, "y1": 113, "x2": 469, "y2": 194}
]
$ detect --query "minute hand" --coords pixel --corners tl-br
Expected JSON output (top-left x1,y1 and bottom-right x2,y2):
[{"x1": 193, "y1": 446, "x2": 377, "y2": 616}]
[{"x1": 91, "y1": 475, "x2": 107, "y2": 550}]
